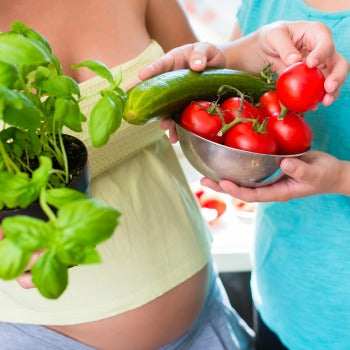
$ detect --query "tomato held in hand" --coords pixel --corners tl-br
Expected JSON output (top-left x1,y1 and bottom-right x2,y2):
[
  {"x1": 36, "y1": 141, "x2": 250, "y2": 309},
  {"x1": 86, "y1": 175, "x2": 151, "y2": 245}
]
[
  {"x1": 276, "y1": 62, "x2": 325, "y2": 113},
  {"x1": 180, "y1": 101, "x2": 224, "y2": 143},
  {"x1": 224, "y1": 121, "x2": 278, "y2": 154},
  {"x1": 258, "y1": 91, "x2": 282, "y2": 118},
  {"x1": 221, "y1": 97, "x2": 264, "y2": 123},
  {"x1": 267, "y1": 111, "x2": 313, "y2": 154}
]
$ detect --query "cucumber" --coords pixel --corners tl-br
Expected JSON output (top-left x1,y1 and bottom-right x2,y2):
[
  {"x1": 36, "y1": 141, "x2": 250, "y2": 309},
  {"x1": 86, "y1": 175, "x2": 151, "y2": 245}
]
[{"x1": 123, "y1": 68, "x2": 274, "y2": 125}]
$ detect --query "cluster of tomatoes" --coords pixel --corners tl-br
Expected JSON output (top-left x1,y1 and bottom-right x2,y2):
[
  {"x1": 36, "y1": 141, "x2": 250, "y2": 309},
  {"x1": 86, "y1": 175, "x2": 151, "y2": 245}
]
[{"x1": 180, "y1": 62, "x2": 326, "y2": 155}]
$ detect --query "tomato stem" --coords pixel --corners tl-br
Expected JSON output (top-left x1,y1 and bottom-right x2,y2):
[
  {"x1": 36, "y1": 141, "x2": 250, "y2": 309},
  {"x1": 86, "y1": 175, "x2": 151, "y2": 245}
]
[
  {"x1": 216, "y1": 84, "x2": 256, "y2": 136},
  {"x1": 278, "y1": 105, "x2": 289, "y2": 120}
]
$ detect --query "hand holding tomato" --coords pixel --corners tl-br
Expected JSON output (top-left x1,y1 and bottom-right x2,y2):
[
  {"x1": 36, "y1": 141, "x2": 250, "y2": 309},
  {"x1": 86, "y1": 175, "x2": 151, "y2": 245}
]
[
  {"x1": 200, "y1": 151, "x2": 350, "y2": 201},
  {"x1": 276, "y1": 62, "x2": 325, "y2": 112}
]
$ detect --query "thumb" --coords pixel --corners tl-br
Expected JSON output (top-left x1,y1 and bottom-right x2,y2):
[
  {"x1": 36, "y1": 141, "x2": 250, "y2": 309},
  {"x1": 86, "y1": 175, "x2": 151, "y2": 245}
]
[
  {"x1": 280, "y1": 158, "x2": 313, "y2": 181},
  {"x1": 189, "y1": 42, "x2": 226, "y2": 71}
]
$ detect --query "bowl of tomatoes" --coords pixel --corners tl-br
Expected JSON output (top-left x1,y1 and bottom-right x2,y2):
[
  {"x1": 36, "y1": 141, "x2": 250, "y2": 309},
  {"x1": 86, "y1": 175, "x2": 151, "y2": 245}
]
[
  {"x1": 175, "y1": 120, "x2": 309, "y2": 188},
  {"x1": 173, "y1": 62, "x2": 326, "y2": 188}
]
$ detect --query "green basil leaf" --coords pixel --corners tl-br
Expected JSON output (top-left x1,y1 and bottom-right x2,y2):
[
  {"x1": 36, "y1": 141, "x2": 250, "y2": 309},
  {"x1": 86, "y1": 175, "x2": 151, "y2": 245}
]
[
  {"x1": 50, "y1": 54, "x2": 63, "y2": 75},
  {"x1": 79, "y1": 247, "x2": 102, "y2": 264},
  {"x1": 56, "y1": 243, "x2": 101, "y2": 266},
  {"x1": 0, "y1": 239, "x2": 32, "y2": 280},
  {"x1": 45, "y1": 188, "x2": 87, "y2": 209},
  {"x1": 39, "y1": 76, "x2": 80, "y2": 97},
  {"x1": 58, "y1": 198, "x2": 120, "y2": 246},
  {"x1": 89, "y1": 95, "x2": 122, "y2": 147},
  {"x1": 31, "y1": 156, "x2": 52, "y2": 189},
  {"x1": 0, "y1": 172, "x2": 39, "y2": 208},
  {"x1": 0, "y1": 33, "x2": 51, "y2": 66},
  {"x1": 72, "y1": 60, "x2": 113, "y2": 83},
  {"x1": 31, "y1": 250, "x2": 68, "y2": 299},
  {"x1": 0, "y1": 154, "x2": 4, "y2": 171},
  {"x1": 2, "y1": 90, "x2": 41, "y2": 129},
  {"x1": 2, "y1": 215, "x2": 50, "y2": 250},
  {"x1": 0, "y1": 61, "x2": 18, "y2": 88},
  {"x1": 11, "y1": 21, "x2": 52, "y2": 54},
  {"x1": 113, "y1": 70, "x2": 122, "y2": 87},
  {"x1": 54, "y1": 97, "x2": 83, "y2": 132}
]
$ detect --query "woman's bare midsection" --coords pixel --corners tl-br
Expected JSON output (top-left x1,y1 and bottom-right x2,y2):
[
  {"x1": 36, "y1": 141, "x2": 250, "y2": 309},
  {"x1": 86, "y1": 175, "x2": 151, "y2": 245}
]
[{"x1": 47, "y1": 263, "x2": 210, "y2": 350}]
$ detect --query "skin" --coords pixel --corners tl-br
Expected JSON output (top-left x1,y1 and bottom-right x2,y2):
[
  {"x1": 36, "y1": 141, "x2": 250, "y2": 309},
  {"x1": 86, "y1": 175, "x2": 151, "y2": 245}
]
[
  {"x1": 140, "y1": 20, "x2": 350, "y2": 201},
  {"x1": 0, "y1": 1, "x2": 212, "y2": 350}
]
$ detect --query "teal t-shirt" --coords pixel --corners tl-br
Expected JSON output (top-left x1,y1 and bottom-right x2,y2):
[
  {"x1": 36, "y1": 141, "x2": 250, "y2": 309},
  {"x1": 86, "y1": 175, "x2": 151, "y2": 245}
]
[{"x1": 237, "y1": 1, "x2": 350, "y2": 349}]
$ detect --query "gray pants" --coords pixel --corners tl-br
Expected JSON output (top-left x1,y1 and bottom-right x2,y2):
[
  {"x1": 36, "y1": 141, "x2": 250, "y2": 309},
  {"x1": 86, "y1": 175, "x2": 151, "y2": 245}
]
[
  {"x1": 0, "y1": 323, "x2": 94, "y2": 350},
  {"x1": 0, "y1": 268, "x2": 253, "y2": 350}
]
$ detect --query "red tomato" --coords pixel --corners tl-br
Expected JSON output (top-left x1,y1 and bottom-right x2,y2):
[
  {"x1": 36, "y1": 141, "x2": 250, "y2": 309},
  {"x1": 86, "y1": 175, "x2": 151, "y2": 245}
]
[
  {"x1": 180, "y1": 101, "x2": 224, "y2": 143},
  {"x1": 224, "y1": 121, "x2": 278, "y2": 154},
  {"x1": 258, "y1": 91, "x2": 282, "y2": 118},
  {"x1": 267, "y1": 111, "x2": 313, "y2": 154},
  {"x1": 276, "y1": 62, "x2": 325, "y2": 113},
  {"x1": 220, "y1": 97, "x2": 264, "y2": 123}
]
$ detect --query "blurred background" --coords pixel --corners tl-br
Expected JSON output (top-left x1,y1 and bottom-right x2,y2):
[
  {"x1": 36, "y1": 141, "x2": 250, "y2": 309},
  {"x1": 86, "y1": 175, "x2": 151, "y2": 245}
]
[
  {"x1": 179, "y1": 0, "x2": 241, "y2": 42},
  {"x1": 176, "y1": 0, "x2": 255, "y2": 328}
]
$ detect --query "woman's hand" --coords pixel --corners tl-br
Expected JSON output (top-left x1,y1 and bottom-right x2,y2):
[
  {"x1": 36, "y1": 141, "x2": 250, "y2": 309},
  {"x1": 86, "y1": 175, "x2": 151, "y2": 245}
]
[
  {"x1": 138, "y1": 21, "x2": 349, "y2": 142},
  {"x1": 200, "y1": 151, "x2": 350, "y2": 202},
  {"x1": 0, "y1": 226, "x2": 39, "y2": 289},
  {"x1": 249, "y1": 21, "x2": 350, "y2": 106},
  {"x1": 139, "y1": 43, "x2": 227, "y2": 143}
]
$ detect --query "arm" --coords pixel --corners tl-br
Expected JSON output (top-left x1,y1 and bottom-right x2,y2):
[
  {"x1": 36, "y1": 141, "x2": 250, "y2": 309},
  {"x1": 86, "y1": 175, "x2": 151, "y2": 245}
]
[
  {"x1": 138, "y1": 20, "x2": 350, "y2": 200},
  {"x1": 145, "y1": 0, "x2": 197, "y2": 51},
  {"x1": 140, "y1": 21, "x2": 348, "y2": 105},
  {"x1": 201, "y1": 151, "x2": 350, "y2": 201}
]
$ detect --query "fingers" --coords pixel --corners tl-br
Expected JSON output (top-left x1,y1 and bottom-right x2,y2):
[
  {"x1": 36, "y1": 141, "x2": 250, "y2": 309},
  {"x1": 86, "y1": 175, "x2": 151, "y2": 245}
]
[
  {"x1": 188, "y1": 42, "x2": 226, "y2": 70},
  {"x1": 160, "y1": 118, "x2": 178, "y2": 143},
  {"x1": 261, "y1": 22, "x2": 303, "y2": 66},
  {"x1": 16, "y1": 250, "x2": 43, "y2": 289},
  {"x1": 280, "y1": 157, "x2": 314, "y2": 182},
  {"x1": 138, "y1": 42, "x2": 226, "y2": 81},
  {"x1": 304, "y1": 23, "x2": 335, "y2": 68},
  {"x1": 0, "y1": 227, "x2": 3, "y2": 240},
  {"x1": 17, "y1": 272, "x2": 35, "y2": 289},
  {"x1": 138, "y1": 53, "x2": 175, "y2": 81},
  {"x1": 322, "y1": 53, "x2": 350, "y2": 105},
  {"x1": 200, "y1": 177, "x2": 227, "y2": 194}
]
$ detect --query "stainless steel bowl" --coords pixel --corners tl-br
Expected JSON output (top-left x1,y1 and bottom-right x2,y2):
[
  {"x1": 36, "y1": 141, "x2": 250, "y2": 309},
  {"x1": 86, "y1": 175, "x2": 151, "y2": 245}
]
[{"x1": 175, "y1": 123, "x2": 309, "y2": 188}]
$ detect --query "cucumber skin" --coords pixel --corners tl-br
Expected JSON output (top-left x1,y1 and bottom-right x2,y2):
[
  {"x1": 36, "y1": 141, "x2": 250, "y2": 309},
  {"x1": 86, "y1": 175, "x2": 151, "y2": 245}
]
[{"x1": 123, "y1": 68, "x2": 274, "y2": 125}]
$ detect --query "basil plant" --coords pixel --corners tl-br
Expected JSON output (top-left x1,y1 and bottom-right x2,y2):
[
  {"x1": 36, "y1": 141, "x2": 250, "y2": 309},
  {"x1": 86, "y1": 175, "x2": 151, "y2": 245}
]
[{"x1": 0, "y1": 22, "x2": 126, "y2": 299}]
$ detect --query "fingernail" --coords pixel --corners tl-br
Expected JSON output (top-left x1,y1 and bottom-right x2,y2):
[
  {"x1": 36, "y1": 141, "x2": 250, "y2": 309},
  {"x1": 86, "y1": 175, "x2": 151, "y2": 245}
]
[
  {"x1": 286, "y1": 53, "x2": 300, "y2": 64},
  {"x1": 283, "y1": 160, "x2": 295, "y2": 173},
  {"x1": 194, "y1": 59, "x2": 203, "y2": 66}
]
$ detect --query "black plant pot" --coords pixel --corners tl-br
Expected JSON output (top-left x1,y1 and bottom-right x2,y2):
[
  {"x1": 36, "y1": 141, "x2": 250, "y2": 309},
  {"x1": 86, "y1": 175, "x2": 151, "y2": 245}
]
[{"x1": 0, "y1": 135, "x2": 90, "y2": 222}]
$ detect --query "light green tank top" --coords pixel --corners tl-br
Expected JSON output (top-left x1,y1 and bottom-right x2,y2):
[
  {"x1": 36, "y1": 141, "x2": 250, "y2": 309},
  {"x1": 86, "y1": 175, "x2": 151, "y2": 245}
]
[{"x1": 0, "y1": 40, "x2": 212, "y2": 325}]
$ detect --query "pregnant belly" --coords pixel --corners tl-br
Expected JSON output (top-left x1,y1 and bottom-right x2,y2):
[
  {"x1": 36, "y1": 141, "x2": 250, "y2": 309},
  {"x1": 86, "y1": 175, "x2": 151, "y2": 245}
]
[{"x1": 47, "y1": 263, "x2": 209, "y2": 350}]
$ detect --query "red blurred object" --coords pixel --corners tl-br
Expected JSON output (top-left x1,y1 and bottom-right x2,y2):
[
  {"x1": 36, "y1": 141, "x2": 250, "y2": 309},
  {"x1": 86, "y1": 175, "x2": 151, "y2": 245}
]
[{"x1": 193, "y1": 188, "x2": 227, "y2": 224}]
